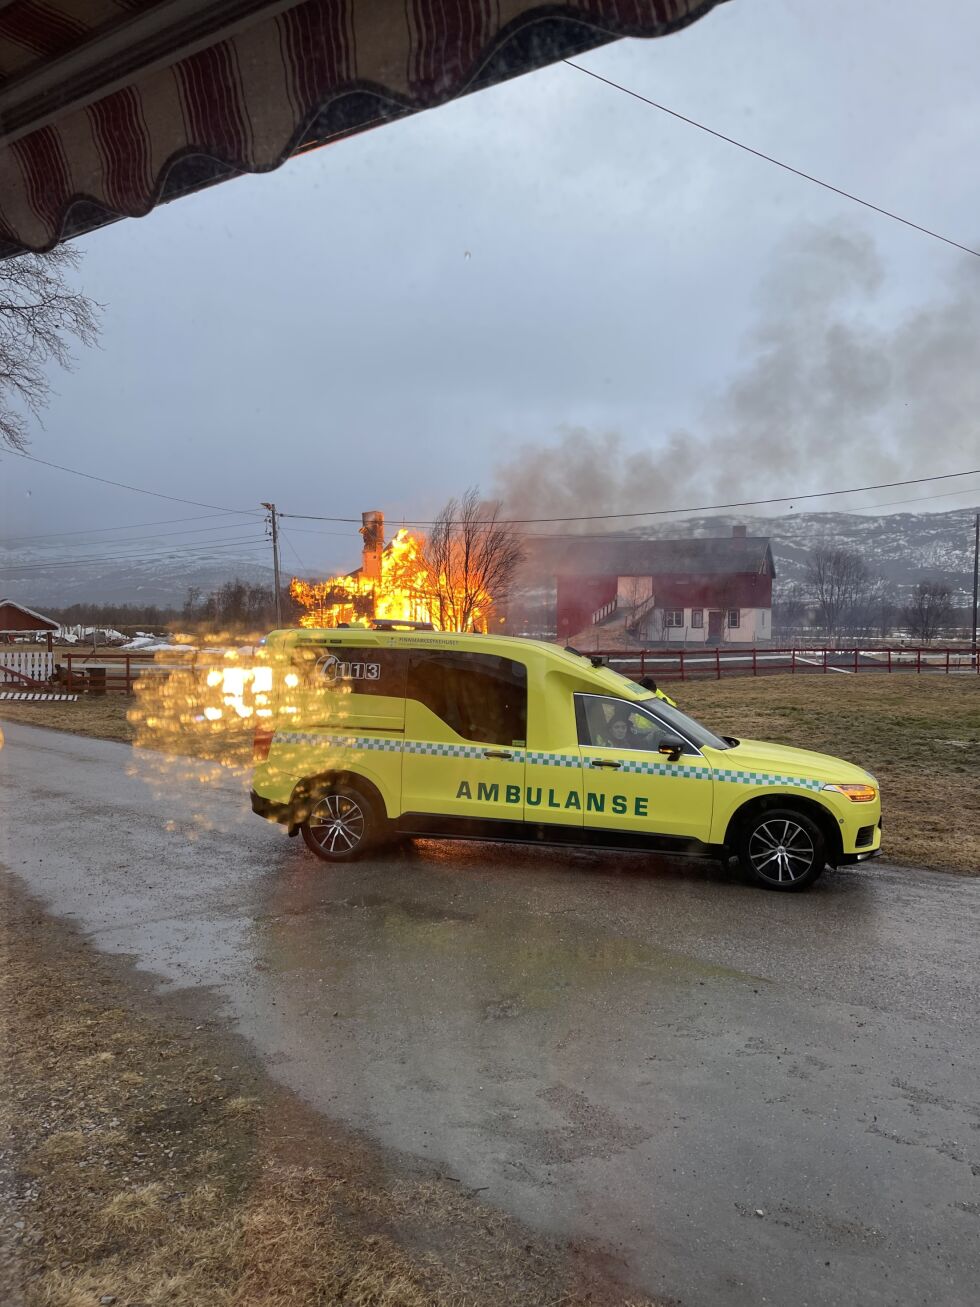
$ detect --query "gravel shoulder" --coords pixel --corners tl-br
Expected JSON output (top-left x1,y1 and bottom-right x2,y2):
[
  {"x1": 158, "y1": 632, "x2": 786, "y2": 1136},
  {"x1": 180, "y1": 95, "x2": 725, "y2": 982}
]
[{"x1": 0, "y1": 875, "x2": 657, "y2": 1307}]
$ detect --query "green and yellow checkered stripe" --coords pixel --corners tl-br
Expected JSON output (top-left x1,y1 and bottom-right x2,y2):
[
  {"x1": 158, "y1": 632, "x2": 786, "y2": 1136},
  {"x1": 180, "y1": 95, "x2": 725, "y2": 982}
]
[
  {"x1": 617, "y1": 758, "x2": 713, "y2": 780},
  {"x1": 525, "y1": 750, "x2": 580, "y2": 768},
  {"x1": 402, "y1": 740, "x2": 500, "y2": 760},
  {"x1": 277, "y1": 732, "x2": 403, "y2": 753},
  {"x1": 276, "y1": 732, "x2": 519, "y2": 762},
  {"x1": 712, "y1": 768, "x2": 824, "y2": 792},
  {"x1": 274, "y1": 732, "x2": 825, "y2": 791}
]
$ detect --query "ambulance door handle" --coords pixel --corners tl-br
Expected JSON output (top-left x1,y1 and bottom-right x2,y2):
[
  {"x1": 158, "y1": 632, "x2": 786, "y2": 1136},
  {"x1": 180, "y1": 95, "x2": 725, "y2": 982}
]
[
  {"x1": 590, "y1": 759, "x2": 621, "y2": 769},
  {"x1": 483, "y1": 749, "x2": 513, "y2": 760}
]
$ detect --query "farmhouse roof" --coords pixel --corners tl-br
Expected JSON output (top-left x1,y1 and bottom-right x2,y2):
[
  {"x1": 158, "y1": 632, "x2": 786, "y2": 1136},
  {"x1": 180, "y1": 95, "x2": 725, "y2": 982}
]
[{"x1": 531, "y1": 535, "x2": 776, "y2": 579}]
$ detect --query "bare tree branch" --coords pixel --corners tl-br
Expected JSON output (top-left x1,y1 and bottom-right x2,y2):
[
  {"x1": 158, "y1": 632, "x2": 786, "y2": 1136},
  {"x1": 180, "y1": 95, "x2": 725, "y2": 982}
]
[
  {"x1": 903, "y1": 581, "x2": 953, "y2": 643},
  {"x1": 805, "y1": 546, "x2": 872, "y2": 638},
  {"x1": 421, "y1": 487, "x2": 525, "y2": 631},
  {"x1": 0, "y1": 247, "x2": 101, "y2": 450}
]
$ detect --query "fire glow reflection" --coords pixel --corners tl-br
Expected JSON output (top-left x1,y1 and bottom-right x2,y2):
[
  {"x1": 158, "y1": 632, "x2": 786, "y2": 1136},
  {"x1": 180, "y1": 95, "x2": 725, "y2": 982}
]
[{"x1": 129, "y1": 642, "x2": 303, "y2": 772}]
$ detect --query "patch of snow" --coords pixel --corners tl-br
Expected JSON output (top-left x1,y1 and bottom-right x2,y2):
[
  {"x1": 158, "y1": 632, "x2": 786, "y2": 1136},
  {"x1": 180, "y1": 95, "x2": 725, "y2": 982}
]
[
  {"x1": 119, "y1": 638, "x2": 196, "y2": 652},
  {"x1": 58, "y1": 624, "x2": 126, "y2": 641}
]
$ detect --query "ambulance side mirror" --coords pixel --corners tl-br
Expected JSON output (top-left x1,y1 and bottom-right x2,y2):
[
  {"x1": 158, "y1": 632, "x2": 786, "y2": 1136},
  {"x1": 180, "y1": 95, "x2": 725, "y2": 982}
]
[{"x1": 658, "y1": 737, "x2": 684, "y2": 762}]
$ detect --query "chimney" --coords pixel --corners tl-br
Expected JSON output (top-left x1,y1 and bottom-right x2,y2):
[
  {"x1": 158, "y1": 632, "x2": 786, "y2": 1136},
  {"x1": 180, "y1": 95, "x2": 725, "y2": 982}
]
[
  {"x1": 732, "y1": 524, "x2": 747, "y2": 539},
  {"x1": 360, "y1": 511, "x2": 384, "y2": 582}
]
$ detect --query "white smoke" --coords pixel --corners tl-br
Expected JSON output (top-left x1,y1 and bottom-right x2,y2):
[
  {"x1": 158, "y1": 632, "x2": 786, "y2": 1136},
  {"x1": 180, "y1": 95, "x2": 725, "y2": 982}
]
[{"x1": 494, "y1": 223, "x2": 980, "y2": 525}]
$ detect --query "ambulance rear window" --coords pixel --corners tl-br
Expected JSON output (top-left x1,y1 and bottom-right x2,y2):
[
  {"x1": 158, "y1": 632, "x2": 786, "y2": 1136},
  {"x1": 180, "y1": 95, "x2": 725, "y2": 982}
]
[
  {"x1": 408, "y1": 652, "x2": 527, "y2": 746},
  {"x1": 301, "y1": 646, "x2": 408, "y2": 695}
]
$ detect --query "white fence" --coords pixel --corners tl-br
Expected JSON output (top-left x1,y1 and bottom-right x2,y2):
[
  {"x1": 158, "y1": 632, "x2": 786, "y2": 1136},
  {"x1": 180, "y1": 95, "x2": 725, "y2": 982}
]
[{"x1": 0, "y1": 650, "x2": 54, "y2": 683}]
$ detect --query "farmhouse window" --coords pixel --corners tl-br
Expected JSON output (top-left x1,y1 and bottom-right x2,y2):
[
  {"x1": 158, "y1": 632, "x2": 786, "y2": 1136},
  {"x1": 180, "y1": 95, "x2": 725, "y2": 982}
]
[
  {"x1": 691, "y1": 609, "x2": 704, "y2": 629},
  {"x1": 665, "y1": 609, "x2": 684, "y2": 628},
  {"x1": 728, "y1": 609, "x2": 741, "y2": 628}
]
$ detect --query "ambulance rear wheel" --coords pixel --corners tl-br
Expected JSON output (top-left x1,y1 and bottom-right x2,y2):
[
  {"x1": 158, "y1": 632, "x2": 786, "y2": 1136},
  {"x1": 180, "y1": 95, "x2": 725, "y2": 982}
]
[
  {"x1": 737, "y1": 807, "x2": 825, "y2": 891},
  {"x1": 301, "y1": 784, "x2": 380, "y2": 862}
]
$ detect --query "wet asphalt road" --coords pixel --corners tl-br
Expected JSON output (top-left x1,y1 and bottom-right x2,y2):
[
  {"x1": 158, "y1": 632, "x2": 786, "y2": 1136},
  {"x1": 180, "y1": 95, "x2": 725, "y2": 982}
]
[{"x1": 2, "y1": 720, "x2": 979, "y2": 1307}]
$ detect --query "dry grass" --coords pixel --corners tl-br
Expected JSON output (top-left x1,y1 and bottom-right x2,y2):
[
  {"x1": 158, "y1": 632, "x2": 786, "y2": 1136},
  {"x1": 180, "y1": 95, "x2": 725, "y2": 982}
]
[
  {"x1": 0, "y1": 882, "x2": 657, "y2": 1307},
  {"x1": 0, "y1": 695, "x2": 134, "y2": 742},
  {"x1": 678, "y1": 674, "x2": 980, "y2": 874},
  {"x1": 0, "y1": 691, "x2": 251, "y2": 763}
]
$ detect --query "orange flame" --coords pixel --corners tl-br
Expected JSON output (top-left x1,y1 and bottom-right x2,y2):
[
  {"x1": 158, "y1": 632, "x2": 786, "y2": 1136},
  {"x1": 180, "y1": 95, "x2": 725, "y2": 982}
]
[{"x1": 289, "y1": 528, "x2": 490, "y2": 632}]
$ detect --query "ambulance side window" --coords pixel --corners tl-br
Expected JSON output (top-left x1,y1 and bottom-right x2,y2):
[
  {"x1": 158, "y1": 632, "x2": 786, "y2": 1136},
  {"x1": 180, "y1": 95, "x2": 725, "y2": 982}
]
[
  {"x1": 575, "y1": 694, "x2": 678, "y2": 753},
  {"x1": 408, "y1": 653, "x2": 527, "y2": 746}
]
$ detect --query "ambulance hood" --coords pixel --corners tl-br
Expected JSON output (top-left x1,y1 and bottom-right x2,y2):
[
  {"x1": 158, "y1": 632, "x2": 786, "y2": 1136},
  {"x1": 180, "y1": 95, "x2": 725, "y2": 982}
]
[{"x1": 712, "y1": 739, "x2": 875, "y2": 785}]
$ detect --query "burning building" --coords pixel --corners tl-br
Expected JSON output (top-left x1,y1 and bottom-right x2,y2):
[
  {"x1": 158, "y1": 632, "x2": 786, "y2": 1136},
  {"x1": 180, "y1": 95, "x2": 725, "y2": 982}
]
[
  {"x1": 289, "y1": 511, "x2": 492, "y2": 632},
  {"x1": 290, "y1": 512, "x2": 429, "y2": 628}
]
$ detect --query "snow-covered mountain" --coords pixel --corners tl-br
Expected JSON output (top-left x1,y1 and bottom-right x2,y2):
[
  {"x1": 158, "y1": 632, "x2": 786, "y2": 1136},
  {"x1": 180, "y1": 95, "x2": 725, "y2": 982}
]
[
  {"x1": 630, "y1": 507, "x2": 979, "y2": 599},
  {"x1": 0, "y1": 541, "x2": 274, "y2": 609}
]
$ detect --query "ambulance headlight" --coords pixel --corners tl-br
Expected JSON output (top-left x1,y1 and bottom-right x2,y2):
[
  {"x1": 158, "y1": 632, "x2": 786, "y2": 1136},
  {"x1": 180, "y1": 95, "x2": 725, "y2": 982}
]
[{"x1": 822, "y1": 783, "x2": 877, "y2": 803}]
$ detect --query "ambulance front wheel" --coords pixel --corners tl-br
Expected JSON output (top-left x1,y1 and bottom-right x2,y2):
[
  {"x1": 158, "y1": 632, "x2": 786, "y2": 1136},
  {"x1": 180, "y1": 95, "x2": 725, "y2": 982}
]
[
  {"x1": 300, "y1": 784, "x2": 381, "y2": 862},
  {"x1": 737, "y1": 807, "x2": 826, "y2": 891}
]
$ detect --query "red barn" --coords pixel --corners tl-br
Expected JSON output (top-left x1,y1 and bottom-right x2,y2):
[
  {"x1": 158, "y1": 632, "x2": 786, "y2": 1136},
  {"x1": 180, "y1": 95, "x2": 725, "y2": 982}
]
[{"x1": 0, "y1": 599, "x2": 59, "y2": 648}]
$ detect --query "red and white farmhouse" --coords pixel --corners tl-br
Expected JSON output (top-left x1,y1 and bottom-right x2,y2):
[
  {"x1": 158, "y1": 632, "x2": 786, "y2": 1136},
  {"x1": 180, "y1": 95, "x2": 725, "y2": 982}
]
[{"x1": 516, "y1": 528, "x2": 775, "y2": 648}]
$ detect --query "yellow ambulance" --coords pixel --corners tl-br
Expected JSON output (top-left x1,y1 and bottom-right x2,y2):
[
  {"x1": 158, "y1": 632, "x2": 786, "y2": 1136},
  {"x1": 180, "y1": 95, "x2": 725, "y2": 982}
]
[{"x1": 250, "y1": 627, "x2": 881, "y2": 891}]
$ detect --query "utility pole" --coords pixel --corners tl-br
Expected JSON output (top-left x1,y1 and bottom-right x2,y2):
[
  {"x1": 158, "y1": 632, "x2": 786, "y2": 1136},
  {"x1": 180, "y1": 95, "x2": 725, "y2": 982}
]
[
  {"x1": 972, "y1": 511, "x2": 979, "y2": 670},
  {"x1": 262, "y1": 502, "x2": 283, "y2": 627}
]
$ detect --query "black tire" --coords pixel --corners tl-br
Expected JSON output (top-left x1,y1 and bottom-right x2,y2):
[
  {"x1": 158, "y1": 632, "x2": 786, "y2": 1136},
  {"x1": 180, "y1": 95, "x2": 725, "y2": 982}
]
[
  {"x1": 737, "y1": 807, "x2": 826, "y2": 891},
  {"x1": 300, "y1": 783, "x2": 381, "y2": 862}
]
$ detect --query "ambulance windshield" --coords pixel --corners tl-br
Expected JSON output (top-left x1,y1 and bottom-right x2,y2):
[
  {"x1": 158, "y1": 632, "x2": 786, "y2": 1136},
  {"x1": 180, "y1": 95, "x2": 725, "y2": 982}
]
[{"x1": 640, "y1": 697, "x2": 731, "y2": 752}]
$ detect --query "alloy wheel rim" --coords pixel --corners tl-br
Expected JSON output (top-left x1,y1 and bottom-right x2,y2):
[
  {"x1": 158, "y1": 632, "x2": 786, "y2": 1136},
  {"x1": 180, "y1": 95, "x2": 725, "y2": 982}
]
[
  {"x1": 749, "y1": 818, "x2": 814, "y2": 883},
  {"x1": 308, "y1": 793, "x2": 365, "y2": 853}
]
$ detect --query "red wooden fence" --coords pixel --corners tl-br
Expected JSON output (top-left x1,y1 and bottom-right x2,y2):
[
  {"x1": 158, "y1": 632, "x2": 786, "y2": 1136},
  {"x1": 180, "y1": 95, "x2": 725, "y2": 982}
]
[
  {"x1": 595, "y1": 646, "x2": 980, "y2": 682},
  {"x1": 62, "y1": 652, "x2": 186, "y2": 694}
]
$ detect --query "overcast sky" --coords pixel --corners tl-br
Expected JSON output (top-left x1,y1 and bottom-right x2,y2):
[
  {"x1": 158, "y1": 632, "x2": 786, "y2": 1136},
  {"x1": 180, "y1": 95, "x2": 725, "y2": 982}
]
[{"x1": 3, "y1": 0, "x2": 980, "y2": 575}]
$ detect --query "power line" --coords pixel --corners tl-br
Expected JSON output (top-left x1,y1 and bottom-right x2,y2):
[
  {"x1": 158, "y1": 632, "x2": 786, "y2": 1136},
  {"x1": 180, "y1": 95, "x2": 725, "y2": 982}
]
[
  {"x1": 5, "y1": 449, "x2": 263, "y2": 515},
  {"x1": 0, "y1": 511, "x2": 256, "y2": 545},
  {"x1": 9, "y1": 482, "x2": 971, "y2": 567},
  {"x1": 8, "y1": 454, "x2": 977, "y2": 540},
  {"x1": 841, "y1": 483, "x2": 980, "y2": 514},
  {"x1": 564, "y1": 60, "x2": 980, "y2": 261},
  {"x1": 1, "y1": 519, "x2": 276, "y2": 553},
  {"x1": 520, "y1": 480, "x2": 980, "y2": 539},
  {"x1": 276, "y1": 524, "x2": 372, "y2": 539},
  {"x1": 0, "y1": 540, "x2": 270, "y2": 574},
  {"x1": 279, "y1": 467, "x2": 980, "y2": 527},
  {"x1": 0, "y1": 536, "x2": 270, "y2": 574},
  {"x1": 278, "y1": 527, "x2": 308, "y2": 571},
  {"x1": 0, "y1": 525, "x2": 271, "y2": 563}
]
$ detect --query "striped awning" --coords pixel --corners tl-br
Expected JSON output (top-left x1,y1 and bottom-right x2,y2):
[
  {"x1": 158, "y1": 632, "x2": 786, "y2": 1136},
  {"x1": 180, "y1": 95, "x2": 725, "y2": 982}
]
[{"x1": 0, "y1": 0, "x2": 723, "y2": 257}]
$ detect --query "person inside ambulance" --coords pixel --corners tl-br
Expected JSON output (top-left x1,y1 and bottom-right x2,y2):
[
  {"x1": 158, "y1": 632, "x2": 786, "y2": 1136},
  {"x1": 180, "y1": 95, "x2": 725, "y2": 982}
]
[
  {"x1": 603, "y1": 712, "x2": 631, "y2": 747},
  {"x1": 600, "y1": 705, "x2": 659, "y2": 751}
]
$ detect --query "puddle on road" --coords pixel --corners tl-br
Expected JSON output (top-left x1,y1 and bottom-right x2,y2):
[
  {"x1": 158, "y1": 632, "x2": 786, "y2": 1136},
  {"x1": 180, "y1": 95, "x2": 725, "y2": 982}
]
[{"x1": 343, "y1": 892, "x2": 478, "y2": 924}]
